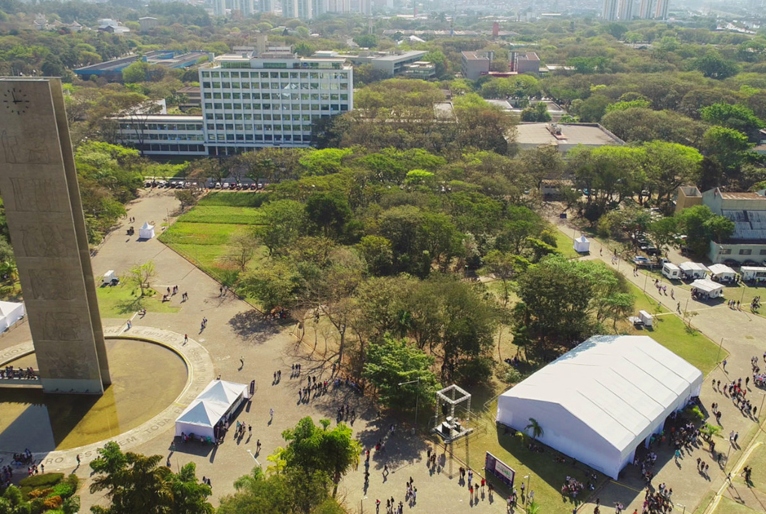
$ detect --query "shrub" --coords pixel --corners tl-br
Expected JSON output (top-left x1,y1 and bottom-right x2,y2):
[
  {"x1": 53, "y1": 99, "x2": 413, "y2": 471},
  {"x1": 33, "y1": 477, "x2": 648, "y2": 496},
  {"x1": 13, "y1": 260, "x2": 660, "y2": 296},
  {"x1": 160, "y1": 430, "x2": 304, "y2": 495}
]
[
  {"x1": 19, "y1": 473, "x2": 64, "y2": 488},
  {"x1": 27, "y1": 487, "x2": 53, "y2": 499},
  {"x1": 501, "y1": 365, "x2": 524, "y2": 384},
  {"x1": 62, "y1": 495, "x2": 81, "y2": 514},
  {"x1": 43, "y1": 495, "x2": 63, "y2": 509},
  {"x1": 700, "y1": 423, "x2": 722, "y2": 440},
  {"x1": 64, "y1": 474, "x2": 79, "y2": 491},
  {"x1": 50, "y1": 482, "x2": 74, "y2": 499}
]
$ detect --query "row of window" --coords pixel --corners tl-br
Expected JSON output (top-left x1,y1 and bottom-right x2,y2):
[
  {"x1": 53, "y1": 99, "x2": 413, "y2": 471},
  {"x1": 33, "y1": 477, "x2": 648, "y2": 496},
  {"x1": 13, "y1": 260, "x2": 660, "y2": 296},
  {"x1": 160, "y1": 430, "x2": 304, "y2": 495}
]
[
  {"x1": 204, "y1": 103, "x2": 347, "y2": 112},
  {"x1": 138, "y1": 144, "x2": 207, "y2": 153},
  {"x1": 205, "y1": 113, "x2": 319, "y2": 121},
  {"x1": 203, "y1": 70, "x2": 347, "y2": 79},
  {"x1": 209, "y1": 134, "x2": 311, "y2": 142},
  {"x1": 201, "y1": 82, "x2": 349, "y2": 90},
  {"x1": 718, "y1": 248, "x2": 766, "y2": 255},
  {"x1": 122, "y1": 133, "x2": 205, "y2": 141},
  {"x1": 206, "y1": 124, "x2": 313, "y2": 132},
  {"x1": 119, "y1": 123, "x2": 203, "y2": 131},
  {"x1": 203, "y1": 92, "x2": 349, "y2": 101}
]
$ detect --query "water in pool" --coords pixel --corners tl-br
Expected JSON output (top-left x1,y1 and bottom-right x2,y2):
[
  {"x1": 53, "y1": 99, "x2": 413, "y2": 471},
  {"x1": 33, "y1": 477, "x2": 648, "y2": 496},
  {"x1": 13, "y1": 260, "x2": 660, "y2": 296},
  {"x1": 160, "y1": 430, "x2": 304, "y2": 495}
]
[{"x1": 0, "y1": 338, "x2": 187, "y2": 451}]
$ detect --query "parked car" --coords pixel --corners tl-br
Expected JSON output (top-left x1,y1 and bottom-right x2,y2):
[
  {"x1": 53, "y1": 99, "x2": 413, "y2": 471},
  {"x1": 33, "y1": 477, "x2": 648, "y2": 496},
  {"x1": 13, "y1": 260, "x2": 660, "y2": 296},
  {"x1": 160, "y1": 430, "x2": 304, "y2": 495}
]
[
  {"x1": 742, "y1": 260, "x2": 759, "y2": 267},
  {"x1": 723, "y1": 259, "x2": 740, "y2": 268},
  {"x1": 643, "y1": 246, "x2": 660, "y2": 256},
  {"x1": 633, "y1": 256, "x2": 651, "y2": 266}
]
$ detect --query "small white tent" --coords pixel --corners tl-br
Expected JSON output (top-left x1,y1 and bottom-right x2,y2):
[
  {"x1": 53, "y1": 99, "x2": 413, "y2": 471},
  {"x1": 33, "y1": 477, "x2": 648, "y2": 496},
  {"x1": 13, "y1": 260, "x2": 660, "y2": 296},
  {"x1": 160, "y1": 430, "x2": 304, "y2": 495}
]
[
  {"x1": 138, "y1": 222, "x2": 155, "y2": 240},
  {"x1": 573, "y1": 235, "x2": 590, "y2": 254},
  {"x1": 708, "y1": 264, "x2": 737, "y2": 283},
  {"x1": 0, "y1": 301, "x2": 24, "y2": 331},
  {"x1": 496, "y1": 335, "x2": 703, "y2": 479},
  {"x1": 175, "y1": 380, "x2": 250, "y2": 442},
  {"x1": 679, "y1": 262, "x2": 708, "y2": 279},
  {"x1": 691, "y1": 278, "x2": 724, "y2": 299}
]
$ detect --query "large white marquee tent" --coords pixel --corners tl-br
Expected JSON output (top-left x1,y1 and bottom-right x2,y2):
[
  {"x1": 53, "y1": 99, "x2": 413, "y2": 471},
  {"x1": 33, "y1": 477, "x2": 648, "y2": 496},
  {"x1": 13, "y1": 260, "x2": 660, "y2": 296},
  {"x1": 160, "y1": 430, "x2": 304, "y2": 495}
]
[
  {"x1": 496, "y1": 335, "x2": 703, "y2": 479},
  {"x1": 175, "y1": 380, "x2": 250, "y2": 441}
]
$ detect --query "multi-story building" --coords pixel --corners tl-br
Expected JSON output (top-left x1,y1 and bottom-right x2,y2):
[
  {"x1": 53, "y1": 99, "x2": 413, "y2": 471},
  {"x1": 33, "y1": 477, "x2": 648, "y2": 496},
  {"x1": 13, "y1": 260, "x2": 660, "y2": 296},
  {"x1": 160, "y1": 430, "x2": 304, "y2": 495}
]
[
  {"x1": 618, "y1": 0, "x2": 633, "y2": 20},
  {"x1": 282, "y1": 0, "x2": 313, "y2": 18},
  {"x1": 602, "y1": 0, "x2": 618, "y2": 20},
  {"x1": 212, "y1": 0, "x2": 226, "y2": 16},
  {"x1": 116, "y1": 115, "x2": 207, "y2": 157},
  {"x1": 461, "y1": 51, "x2": 490, "y2": 80},
  {"x1": 511, "y1": 52, "x2": 540, "y2": 74},
  {"x1": 638, "y1": 0, "x2": 653, "y2": 18},
  {"x1": 654, "y1": 0, "x2": 669, "y2": 20},
  {"x1": 198, "y1": 52, "x2": 352, "y2": 155}
]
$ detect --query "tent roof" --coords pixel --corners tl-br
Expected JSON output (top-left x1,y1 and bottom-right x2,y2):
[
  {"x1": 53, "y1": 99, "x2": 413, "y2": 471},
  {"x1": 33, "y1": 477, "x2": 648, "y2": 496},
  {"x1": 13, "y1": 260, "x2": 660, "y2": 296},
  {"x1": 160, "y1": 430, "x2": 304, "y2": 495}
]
[
  {"x1": 499, "y1": 335, "x2": 702, "y2": 453},
  {"x1": 197, "y1": 380, "x2": 249, "y2": 405},
  {"x1": 0, "y1": 301, "x2": 23, "y2": 316},
  {"x1": 576, "y1": 235, "x2": 588, "y2": 242},
  {"x1": 176, "y1": 400, "x2": 227, "y2": 429},
  {"x1": 708, "y1": 263, "x2": 736, "y2": 275},
  {"x1": 663, "y1": 263, "x2": 680, "y2": 271},
  {"x1": 140, "y1": 222, "x2": 154, "y2": 229},
  {"x1": 741, "y1": 266, "x2": 766, "y2": 273},
  {"x1": 679, "y1": 262, "x2": 708, "y2": 272},
  {"x1": 691, "y1": 278, "x2": 723, "y2": 293}
]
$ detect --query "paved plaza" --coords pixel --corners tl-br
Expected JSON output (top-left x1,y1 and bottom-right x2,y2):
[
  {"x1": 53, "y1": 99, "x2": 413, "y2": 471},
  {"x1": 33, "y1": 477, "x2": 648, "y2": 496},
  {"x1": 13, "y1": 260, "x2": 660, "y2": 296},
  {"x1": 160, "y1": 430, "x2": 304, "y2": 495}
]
[{"x1": 0, "y1": 190, "x2": 764, "y2": 513}]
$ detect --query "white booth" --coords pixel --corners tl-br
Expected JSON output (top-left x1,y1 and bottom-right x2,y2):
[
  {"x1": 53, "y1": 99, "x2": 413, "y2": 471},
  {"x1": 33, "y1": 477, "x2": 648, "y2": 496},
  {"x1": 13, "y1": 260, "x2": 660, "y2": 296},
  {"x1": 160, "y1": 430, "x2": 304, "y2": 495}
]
[
  {"x1": 102, "y1": 270, "x2": 119, "y2": 286},
  {"x1": 138, "y1": 222, "x2": 155, "y2": 240},
  {"x1": 661, "y1": 263, "x2": 681, "y2": 280},
  {"x1": 691, "y1": 279, "x2": 724, "y2": 299},
  {"x1": 0, "y1": 301, "x2": 24, "y2": 331},
  {"x1": 496, "y1": 335, "x2": 703, "y2": 479},
  {"x1": 573, "y1": 236, "x2": 590, "y2": 254},
  {"x1": 679, "y1": 262, "x2": 709, "y2": 280},
  {"x1": 639, "y1": 310, "x2": 654, "y2": 328},
  {"x1": 708, "y1": 263, "x2": 738, "y2": 283},
  {"x1": 741, "y1": 266, "x2": 766, "y2": 283},
  {"x1": 175, "y1": 380, "x2": 250, "y2": 442}
]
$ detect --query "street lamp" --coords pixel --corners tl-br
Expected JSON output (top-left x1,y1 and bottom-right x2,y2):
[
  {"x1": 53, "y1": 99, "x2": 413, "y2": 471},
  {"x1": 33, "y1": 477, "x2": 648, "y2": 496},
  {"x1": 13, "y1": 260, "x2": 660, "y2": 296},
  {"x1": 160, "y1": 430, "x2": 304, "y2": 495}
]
[
  {"x1": 523, "y1": 475, "x2": 531, "y2": 503},
  {"x1": 677, "y1": 503, "x2": 686, "y2": 514},
  {"x1": 398, "y1": 377, "x2": 421, "y2": 431}
]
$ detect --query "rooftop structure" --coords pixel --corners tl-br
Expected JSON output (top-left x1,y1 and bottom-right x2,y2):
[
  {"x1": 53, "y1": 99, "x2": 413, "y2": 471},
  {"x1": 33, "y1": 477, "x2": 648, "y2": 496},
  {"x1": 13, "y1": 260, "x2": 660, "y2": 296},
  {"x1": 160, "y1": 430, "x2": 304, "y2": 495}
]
[
  {"x1": 513, "y1": 123, "x2": 624, "y2": 153},
  {"x1": 75, "y1": 51, "x2": 212, "y2": 82},
  {"x1": 313, "y1": 50, "x2": 428, "y2": 77},
  {"x1": 511, "y1": 52, "x2": 540, "y2": 74}
]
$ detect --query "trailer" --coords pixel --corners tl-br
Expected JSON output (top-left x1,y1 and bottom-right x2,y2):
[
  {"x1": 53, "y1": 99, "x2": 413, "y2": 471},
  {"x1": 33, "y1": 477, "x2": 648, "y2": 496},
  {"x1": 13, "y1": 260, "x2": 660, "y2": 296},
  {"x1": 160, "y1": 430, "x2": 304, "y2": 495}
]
[{"x1": 661, "y1": 263, "x2": 681, "y2": 280}]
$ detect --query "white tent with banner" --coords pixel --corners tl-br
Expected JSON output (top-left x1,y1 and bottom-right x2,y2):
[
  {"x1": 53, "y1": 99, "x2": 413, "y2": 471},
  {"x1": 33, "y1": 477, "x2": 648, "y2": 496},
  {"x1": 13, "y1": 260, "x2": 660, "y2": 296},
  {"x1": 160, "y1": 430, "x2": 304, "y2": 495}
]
[
  {"x1": 496, "y1": 335, "x2": 703, "y2": 479},
  {"x1": 175, "y1": 380, "x2": 250, "y2": 442},
  {"x1": 691, "y1": 279, "x2": 724, "y2": 299},
  {"x1": 138, "y1": 222, "x2": 155, "y2": 240},
  {"x1": 573, "y1": 235, "x2": 590, "y2": 254},
  {"x1": 0, "y1": 301, "x2": 24, "y2": 331}
]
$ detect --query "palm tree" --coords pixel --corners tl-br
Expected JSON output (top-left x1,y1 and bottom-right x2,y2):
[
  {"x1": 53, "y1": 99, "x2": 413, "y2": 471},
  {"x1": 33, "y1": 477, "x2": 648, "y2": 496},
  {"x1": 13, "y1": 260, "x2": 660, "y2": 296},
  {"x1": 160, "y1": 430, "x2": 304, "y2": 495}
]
[
  {"x1": 526, "y1": 499, "x2": 540, "y2": 514},
  {"x1": 525, "y1": 418, "x2": 544, "y2": 441}
]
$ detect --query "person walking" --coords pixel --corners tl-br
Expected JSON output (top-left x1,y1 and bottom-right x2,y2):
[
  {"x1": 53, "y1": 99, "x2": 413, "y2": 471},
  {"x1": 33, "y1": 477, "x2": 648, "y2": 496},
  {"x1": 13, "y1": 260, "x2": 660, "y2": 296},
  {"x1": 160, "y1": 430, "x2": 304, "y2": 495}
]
[
  {"x1": 269, "y1": 408, "x2": 274, "y2": 422},
  {"x1": 239, "y1": 356, "x2": 244, "y2": 369},
  {"x1": 183, "y1": 334, "x2": 188, "y2": 345}
]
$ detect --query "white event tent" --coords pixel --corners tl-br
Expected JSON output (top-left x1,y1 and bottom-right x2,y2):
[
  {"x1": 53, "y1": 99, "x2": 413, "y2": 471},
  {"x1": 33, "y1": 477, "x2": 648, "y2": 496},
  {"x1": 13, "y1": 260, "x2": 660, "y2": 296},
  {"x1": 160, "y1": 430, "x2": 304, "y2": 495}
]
[
  {"x1": 679, "y1": 262, "x2": 708, "y2": 279},
  {"x1": 708, "y1": 263, "x2": 738, "y2": 283},
  {"x1": 138, "y1": 222, "x2": 155, "y2": 240},
  {"x1": 175, "y1": 380, "x2": 250, "y2": 441},
  {"x1": 690, "y1": 278, "x2": 724, "y2": 299},
  {"x1": 0, "y1": 301, "x2": 24, "y2": 331},
  {"x1": 496, "y1": 335, "x2": 703, "y2": 479}
]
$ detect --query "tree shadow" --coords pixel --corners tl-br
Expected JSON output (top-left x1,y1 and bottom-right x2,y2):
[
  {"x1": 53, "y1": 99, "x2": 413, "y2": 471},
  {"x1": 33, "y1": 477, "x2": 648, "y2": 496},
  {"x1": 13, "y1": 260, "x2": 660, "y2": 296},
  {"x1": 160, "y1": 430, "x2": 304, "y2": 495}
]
[
  {"x1": 228, "y1": 310, "x2": 285, "y2": 344},
  {"x1": 114, "y1": 298, "x2": 144, "y2": 315}
]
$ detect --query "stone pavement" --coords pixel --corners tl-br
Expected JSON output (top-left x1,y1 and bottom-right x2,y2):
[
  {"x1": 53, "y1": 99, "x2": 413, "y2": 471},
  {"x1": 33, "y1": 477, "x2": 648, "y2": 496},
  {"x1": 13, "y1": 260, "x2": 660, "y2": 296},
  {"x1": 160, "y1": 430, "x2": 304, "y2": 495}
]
[
  {"x1": 1, "y1": 190, "x2": 504, "y2": 513},
  {"x1": 551, "y1": 218, "x2": 766, "y2": 514}
]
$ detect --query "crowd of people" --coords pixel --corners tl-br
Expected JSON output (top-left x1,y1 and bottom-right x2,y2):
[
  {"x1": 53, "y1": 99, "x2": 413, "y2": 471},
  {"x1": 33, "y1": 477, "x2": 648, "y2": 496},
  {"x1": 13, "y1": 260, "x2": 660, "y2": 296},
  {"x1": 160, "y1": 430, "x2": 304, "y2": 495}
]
[
  {"x1": 640, "y1": 482, "x2": 674, "y2": 513},
  {"x1": 0, "y1": 365, "x2": 37, "y2": 380}
]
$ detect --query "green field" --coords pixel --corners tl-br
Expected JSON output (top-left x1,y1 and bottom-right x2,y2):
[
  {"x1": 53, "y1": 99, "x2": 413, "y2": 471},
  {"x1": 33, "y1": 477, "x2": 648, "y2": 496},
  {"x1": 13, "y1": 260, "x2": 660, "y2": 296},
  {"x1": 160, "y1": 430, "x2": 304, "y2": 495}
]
[
  {"x1": 627, "y1": 284, "x2": 724, "y2": 374},
  {"x1": 96, "y1": 284, "x2": 180, "y2": 318},
  {"x1": 159, "y1": 192, "x2": 266, "y2": 284},
  {"x1": 552, "y1": 230, "x2": 581, "y2": 260}
]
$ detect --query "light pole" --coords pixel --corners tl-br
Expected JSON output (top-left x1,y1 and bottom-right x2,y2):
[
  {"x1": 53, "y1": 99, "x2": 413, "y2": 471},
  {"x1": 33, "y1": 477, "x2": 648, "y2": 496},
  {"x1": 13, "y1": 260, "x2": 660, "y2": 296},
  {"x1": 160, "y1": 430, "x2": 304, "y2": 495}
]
[
  {"x1": 398, "y1": 377, "x2": 421, "y2": 431},
  {"x1": 716, "y1": 338, "x2": 725, "y2": 364},
  {"x1": 523, "y1": 474, "x2": 530, "y2": 503},
  {"x1": 678, "y1": 504, "x2": 686, "y2": 514}
]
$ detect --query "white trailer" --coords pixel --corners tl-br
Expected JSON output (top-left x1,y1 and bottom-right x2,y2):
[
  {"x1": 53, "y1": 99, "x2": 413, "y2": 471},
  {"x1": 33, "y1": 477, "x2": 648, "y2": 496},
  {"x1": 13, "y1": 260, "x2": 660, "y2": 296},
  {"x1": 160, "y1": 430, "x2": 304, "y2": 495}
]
[
  {"x1": 639, "y1": 310, "x2": 654, "y2": 328},
  {"x1": 662, "y1": 263, "x2": 681, "y2": 280}
]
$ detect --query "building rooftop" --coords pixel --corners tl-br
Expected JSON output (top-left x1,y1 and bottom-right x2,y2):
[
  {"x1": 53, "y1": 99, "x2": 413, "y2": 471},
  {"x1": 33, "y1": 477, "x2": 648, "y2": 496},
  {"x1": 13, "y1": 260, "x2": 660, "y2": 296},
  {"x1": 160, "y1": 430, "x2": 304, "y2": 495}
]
[
  {"x1": 720, "y1": 192, "x2": 765, "y2": 200},
  {"x1": 515, "y1": 123, "x2": 624, "y2": 148},
  {"x1": 461, "y1": 51, "x2": 490, "y2": 61}
]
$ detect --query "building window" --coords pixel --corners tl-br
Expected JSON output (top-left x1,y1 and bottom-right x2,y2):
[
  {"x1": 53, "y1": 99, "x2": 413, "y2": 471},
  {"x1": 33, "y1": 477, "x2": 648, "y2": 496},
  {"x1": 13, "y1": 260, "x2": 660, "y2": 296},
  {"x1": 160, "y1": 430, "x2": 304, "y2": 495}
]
[
  {"x1": 740, "y1": 249, "x2": 753, "y2": 255},
  {"x1": 760, "y1": 249, "x2": 766, "y2": 255},
  {"x1": 720, "y1": 248, "x2": 732, "y2": 255}
]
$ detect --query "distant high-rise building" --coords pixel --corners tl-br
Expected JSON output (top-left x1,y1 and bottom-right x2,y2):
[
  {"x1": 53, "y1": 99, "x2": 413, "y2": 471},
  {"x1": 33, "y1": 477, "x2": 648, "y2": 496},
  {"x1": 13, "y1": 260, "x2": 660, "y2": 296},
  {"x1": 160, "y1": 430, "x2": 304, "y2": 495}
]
[
  {"x1": 618, "y1": 0, "x2": 633, "y2": 20},
  {"x1": 359, "y1": 0, "x2": 371, "y2": 15},
  {"x1": 602, "y1": 0, "x2": 618, "y2": 20},
  {"x1": 638, "y1": 0, "x2": 653, "y2": 18},
  {"x1": 654, "y1": 0, "x2": 669, "y2": 19},
  {"x1": 260, "y1": 0, "x2": 273, "y2": 12},
  {"x1": 213, "y1": 0, "x2": 226, "y2": 16},
  {"x1": 313, "y1": 0, "x2": 327, "y2": 15},
  {"x1": 233, "y1": 0, "x2": 255, "y2": 16}
]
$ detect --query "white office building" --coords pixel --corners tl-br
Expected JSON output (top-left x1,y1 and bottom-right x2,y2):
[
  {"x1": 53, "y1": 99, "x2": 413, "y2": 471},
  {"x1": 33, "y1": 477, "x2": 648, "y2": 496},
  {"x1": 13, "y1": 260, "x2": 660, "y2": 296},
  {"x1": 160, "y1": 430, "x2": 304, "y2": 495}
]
[{"x1": 116, "y1": 115, "x2": 207, "y2": 156}]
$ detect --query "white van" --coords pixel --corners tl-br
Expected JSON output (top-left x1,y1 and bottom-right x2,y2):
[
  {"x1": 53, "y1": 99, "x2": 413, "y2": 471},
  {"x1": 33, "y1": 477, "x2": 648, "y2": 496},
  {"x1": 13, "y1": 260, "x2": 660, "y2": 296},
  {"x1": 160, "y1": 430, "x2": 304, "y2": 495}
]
[{"x1": 662, "y1": 263, "x2": 681, "y2": 280}]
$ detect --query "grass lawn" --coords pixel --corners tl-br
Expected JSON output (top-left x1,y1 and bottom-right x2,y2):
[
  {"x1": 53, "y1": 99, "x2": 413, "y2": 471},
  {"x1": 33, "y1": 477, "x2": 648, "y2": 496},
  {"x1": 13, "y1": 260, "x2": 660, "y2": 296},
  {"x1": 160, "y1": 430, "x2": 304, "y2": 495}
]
[
  {"x1": 96, "y1": 284, "x2": 180, "y2": 318},
  {"x1": 712, "y1": 496, "x2": 760, "y2": 514},
  {"x1": 626, "y1": 284, "x2": 724, "y2": 375},
  {"x1": 552, "y1": 230, "x2": 582, "y2": 260},
  {"x1": 159, "y1": 194, "x2": 266, "y2": 286},
  {"x1": 450, "y1": 404, "x2": 607, "y2": 514}
]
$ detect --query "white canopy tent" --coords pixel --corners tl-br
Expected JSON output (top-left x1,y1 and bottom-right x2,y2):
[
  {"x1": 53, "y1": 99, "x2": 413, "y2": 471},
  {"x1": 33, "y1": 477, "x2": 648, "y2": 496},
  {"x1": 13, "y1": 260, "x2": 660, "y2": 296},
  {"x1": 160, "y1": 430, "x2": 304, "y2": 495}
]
[
  {"x1": 496, "y1": 335, "x2": 703, "y2": 479},
  {"x1": 708, "y1": 264, "x2": 737, "y2": 283},
  {"x1": 573, "y1": 235, "x2": 590, "y2": 253},
  {"x1": 741, "y1": 266, "x2": 766, "y2": 282},
  {"x1": 679, "y1": 262, "x2": 708, "y2": 279},
  {"x1": 0, "y1": 301, "x2": 24, "y2": 331},
  {"x1": 175, "y1": 380, "x2": 250, "y2": 441},
  {"x1": 138, "y1": 222, "x2": 155, "y2": 240},
  {"x1": 691, "y1": 278, "x2": 724, "y2": 299}
]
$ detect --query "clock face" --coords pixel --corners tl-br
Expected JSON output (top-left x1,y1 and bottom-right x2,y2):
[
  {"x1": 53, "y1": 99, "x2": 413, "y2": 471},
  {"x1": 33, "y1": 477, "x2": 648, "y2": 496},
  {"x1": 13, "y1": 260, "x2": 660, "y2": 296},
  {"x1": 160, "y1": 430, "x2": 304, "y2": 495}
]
[{"x1": 2, "y1": 86, "x2": 30, "y2": 115}]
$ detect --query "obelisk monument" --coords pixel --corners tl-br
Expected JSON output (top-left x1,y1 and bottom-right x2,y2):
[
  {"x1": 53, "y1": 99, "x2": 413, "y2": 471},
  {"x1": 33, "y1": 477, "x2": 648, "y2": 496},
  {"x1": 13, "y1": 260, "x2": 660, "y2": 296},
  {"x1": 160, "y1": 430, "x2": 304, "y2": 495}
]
[{"x1": 0, "y1": 78, "x2": 110, "y2": 394}]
